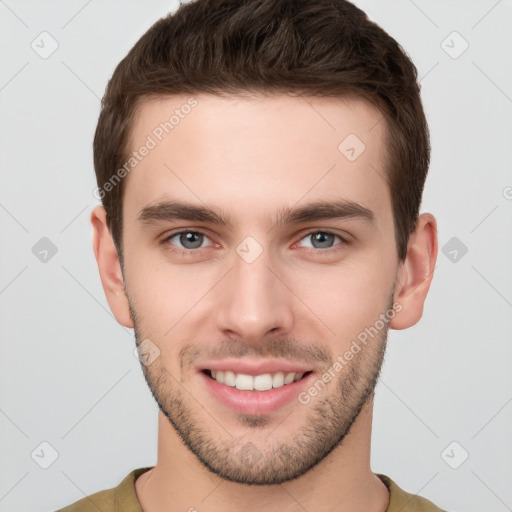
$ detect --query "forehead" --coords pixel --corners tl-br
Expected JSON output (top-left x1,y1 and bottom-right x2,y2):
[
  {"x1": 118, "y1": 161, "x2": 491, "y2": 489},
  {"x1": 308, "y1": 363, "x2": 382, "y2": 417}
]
[{"x1": 123, "y1": 93, "x2": 391, "y2": 229}]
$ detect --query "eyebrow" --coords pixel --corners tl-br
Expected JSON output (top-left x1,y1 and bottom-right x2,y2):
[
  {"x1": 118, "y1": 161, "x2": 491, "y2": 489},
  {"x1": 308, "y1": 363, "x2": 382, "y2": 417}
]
[{"x1": 137, "y1": 199, "x2": 375, "y2": 228}]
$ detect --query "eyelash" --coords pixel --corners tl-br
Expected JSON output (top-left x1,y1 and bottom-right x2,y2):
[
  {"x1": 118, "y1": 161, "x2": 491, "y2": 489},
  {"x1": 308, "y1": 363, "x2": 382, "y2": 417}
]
[{"x1": 161, "y1": 229, "x2": 350, "y2": 255}]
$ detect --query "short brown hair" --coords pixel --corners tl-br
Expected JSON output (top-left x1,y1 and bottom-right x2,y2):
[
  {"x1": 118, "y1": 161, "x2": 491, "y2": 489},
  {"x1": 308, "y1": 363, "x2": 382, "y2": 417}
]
[{"x1": 93, "y1": 0, "x2": 430, "y2": 263}]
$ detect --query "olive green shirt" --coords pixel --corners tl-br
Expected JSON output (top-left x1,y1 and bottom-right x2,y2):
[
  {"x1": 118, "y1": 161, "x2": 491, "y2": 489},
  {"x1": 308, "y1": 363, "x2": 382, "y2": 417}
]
[{"x1": 56, "y1": 467, "x2": 446, "y2": 511}]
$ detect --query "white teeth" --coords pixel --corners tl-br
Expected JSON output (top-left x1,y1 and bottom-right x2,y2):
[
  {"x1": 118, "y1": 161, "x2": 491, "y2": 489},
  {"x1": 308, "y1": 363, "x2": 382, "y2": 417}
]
[
  {"x1": 284, "y1": 372, "x2": 295, "y2": 385},
  {"x1": 272, "y1": 372, "x2": 285, "y2": 388},
  {"x1": 235, "y1": 373, "x2": 254, "y2": 390},
  {"x1": 224, "y1": 370, "x2": 236, "y2": 387},
  {"x1": 210, "y1": 370, "x2": 308, "y2": 390},
  {"x1": 254, "y1": 374, "x2": 273, "y2": 391}
]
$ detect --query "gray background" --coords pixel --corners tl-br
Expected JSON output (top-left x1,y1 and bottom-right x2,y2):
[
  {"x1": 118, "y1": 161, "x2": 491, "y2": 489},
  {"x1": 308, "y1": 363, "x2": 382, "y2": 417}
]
[{"x1": 0, "y1": 0, "x2": 511, "y2": 511}]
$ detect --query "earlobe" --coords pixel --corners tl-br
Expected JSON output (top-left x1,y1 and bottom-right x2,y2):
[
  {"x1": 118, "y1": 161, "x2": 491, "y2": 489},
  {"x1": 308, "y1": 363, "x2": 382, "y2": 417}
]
[
  {"x1": 91, "y1": 205, "x2": 134, "y2": 328},
  {"x1": 389, "y1": 213, "x2": 438, "y2": 330}
]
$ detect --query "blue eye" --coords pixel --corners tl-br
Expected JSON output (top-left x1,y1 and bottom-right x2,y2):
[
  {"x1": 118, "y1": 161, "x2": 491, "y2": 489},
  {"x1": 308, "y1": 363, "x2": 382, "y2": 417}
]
[
  {"x1": 298, "y1": 231, "x2": 343, "y2": 249},
  {"x1": 162, "y1": 230, "x2": 347, "y2": 254},
  {"x1": 166, "y1": 231, "x2": 213, "y2": 250}
]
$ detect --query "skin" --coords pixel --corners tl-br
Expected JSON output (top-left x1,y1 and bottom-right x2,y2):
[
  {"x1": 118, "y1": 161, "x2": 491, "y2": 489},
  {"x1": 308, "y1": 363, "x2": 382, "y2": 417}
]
[{"x1": 91, "y1": 93, "x2": 438, "y2": 512}]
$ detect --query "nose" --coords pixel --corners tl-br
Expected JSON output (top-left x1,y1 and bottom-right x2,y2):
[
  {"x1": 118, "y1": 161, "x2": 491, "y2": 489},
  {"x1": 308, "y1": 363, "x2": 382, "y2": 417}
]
[{"x1": 214, "y1": 247, "x2": 294, "y2": 343}]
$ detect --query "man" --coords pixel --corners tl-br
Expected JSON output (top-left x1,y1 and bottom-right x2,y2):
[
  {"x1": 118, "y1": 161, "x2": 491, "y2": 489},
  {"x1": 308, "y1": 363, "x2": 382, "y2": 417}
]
[{"x1": 59, "y1": 0, "x2": 443, "y2": 510}]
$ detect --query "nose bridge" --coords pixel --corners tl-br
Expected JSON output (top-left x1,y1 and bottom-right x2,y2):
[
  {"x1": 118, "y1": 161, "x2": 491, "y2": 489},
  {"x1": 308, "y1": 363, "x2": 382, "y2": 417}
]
[{"x1": 214, "y1": 244, "x2": 293, "y2": 340}]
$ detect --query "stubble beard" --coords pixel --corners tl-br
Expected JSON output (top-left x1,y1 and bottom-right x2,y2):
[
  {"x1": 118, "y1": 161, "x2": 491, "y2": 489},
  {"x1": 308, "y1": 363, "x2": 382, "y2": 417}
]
[{"x1": 130, "y1": 298, "x2": 391, "y2": 485}]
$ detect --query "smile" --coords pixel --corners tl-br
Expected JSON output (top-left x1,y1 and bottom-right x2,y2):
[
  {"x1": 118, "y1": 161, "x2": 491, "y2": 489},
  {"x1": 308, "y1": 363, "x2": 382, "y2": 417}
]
[
  {"x1": 205, "y1": 370, "x2": 312, "y2": 391},
  {"x1": 198, "y1": 363, "x2": 316, "y2": 415}
]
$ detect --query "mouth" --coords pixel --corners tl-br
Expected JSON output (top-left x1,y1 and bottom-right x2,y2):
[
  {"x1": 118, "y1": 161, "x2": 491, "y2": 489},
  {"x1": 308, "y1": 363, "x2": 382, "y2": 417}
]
[
  {"x1": 202, "y1": 369, "x2": 313, "y2": 391},
  {"x1": 198, "y1": 362, "x2": 316, "y2": 415}
]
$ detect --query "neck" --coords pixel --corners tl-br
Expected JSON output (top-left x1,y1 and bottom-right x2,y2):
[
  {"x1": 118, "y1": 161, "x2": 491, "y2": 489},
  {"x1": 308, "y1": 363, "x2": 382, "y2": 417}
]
[{"x1": 135, "y1": 397, "x2": 389, "y2": 512}]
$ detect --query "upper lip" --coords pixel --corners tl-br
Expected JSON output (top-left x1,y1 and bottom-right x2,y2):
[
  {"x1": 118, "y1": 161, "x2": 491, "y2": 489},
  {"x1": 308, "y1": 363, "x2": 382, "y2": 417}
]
[{"x1": 198, "y1": 358, "x2": 314, "y2": 376}]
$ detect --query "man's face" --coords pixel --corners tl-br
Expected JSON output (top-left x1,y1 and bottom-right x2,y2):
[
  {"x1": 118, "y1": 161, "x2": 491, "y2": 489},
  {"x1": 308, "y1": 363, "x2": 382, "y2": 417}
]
[{"x1": 121, "y1": 93, "x2": 401, "y2": 484}]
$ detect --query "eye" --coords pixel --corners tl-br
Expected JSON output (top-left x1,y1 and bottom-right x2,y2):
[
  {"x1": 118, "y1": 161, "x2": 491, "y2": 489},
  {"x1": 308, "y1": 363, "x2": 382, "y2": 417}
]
[
  {"x1": 297, "y1": 231, "x2": 345, "y2": 250},
  {"x1": 164, "y1": 231, "x2": 213, "y2": 250}
]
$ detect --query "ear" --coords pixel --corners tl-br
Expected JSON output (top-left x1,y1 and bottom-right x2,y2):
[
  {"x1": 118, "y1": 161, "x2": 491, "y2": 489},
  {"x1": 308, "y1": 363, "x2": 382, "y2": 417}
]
[
  {"x1": 91, "y1": 205, "x2": 133, "y2": 328},
  {"x1": 389, "y1": 213, "x2": 438, "y2": 330}
]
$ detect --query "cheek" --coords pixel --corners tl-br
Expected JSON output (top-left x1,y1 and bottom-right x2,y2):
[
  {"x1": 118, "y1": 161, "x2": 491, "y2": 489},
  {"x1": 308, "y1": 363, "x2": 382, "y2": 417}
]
[
  {"x1": 124, "y1": 230, "x2": 397, "y2": 359},
  {"x1": 124, "y1": 248, "x2": 218, "y2": 339},
  {"x1": 288, "y1": 256, "x2": 395, "y2": 343}
]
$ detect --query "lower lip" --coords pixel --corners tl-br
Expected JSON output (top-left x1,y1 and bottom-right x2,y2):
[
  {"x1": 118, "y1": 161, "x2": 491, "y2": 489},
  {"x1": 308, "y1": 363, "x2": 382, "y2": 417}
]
[{"x1": 199, "y1": 371, "x2": 315, "y2": 415}]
